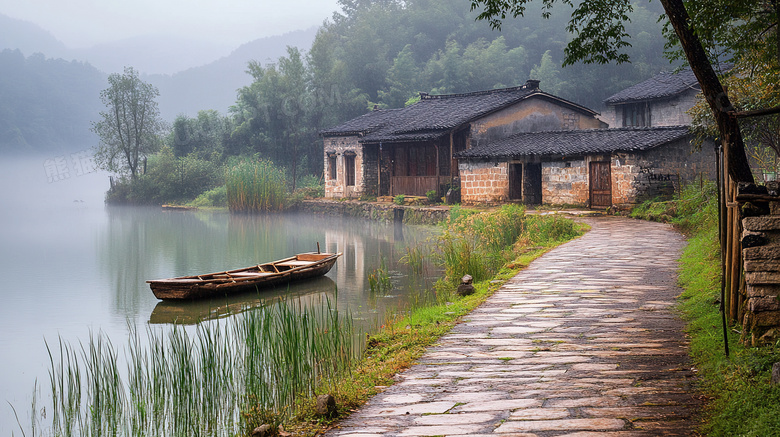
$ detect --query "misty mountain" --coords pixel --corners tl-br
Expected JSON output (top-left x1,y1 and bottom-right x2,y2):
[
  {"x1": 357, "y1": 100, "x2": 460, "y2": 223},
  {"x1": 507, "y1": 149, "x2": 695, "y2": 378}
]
[
  {"x1": 0, "y1": 13, "x2": 317, "y2": 121},
  {"x1": 0, "y1": 13, "x2": 318, "y2": 153},
  {"x1": 146, "y1": 28, "x2": 318, "y2": 120},
  {"x1": 0, "y1": 49, "x2": 104, "y2": 154},
  {"x1": 71, "y1": 35, "x2": 235, "y2": 76},
  {"x1": 0, "y1": 14, "x2": 69, "y2": 59}
]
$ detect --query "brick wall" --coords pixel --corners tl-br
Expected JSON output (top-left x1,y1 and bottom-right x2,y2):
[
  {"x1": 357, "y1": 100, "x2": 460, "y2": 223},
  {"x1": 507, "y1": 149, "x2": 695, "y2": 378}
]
[
  {"x1": 470, "y1": 98, "x2": 606, "y2": 147},
  {"x1": 458, "y1": 160, "x2": 509, "y2": 204}
]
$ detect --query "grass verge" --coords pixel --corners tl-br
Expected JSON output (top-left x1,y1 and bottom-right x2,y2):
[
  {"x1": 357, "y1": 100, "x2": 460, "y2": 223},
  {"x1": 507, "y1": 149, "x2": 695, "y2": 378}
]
[
  {"x1": 631, "y1": 182, "x2": 780, "y2": 436},
  {"x1": 281, "y1": 206, "x2": 587, "y2": 436}
]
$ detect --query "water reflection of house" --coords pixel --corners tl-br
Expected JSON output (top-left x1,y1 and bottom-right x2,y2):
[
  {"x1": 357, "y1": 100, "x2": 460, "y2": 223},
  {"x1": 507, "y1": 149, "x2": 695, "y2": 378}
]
[
  {"x1": 324, "y1": 229, "x2": 366, "y2": 288},
  {"x1": 320, "y1": 80, "x2": 604, "y2": 199},
  {"x1": 322, "y1": 71, "x2": 714, "y2": 208}
]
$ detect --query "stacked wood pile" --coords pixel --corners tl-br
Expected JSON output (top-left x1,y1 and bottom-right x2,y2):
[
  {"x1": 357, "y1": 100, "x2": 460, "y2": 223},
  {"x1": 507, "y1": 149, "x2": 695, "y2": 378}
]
[{"x1": 738, "y1": 182, "x2": 780, "y2": 345}]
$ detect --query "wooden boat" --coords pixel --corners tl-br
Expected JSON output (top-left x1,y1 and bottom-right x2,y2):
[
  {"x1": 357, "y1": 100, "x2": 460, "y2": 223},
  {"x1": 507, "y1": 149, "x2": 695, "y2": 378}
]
[
  {"x1": 147, "y1": 252, "x2": 341, "y2": 300},
  {"x1": 149, "y1": 276, "x2": 337, "y2": 324}
]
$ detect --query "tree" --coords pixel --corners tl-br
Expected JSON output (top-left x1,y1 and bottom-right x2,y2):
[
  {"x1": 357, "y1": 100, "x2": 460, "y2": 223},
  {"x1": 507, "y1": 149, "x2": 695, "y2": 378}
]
[
  {"x1": 530, "y1": 50, "x2": 564, "y2": 95},
  {"x1": 689, "y1": 61, "x2": 780, "y2": 179},
  {"x1": 469, "y1": 0, "x2": 769, "y2": 183},
  {"x1": 92, "y1": 67, "x2": 166, "y2": 179}
]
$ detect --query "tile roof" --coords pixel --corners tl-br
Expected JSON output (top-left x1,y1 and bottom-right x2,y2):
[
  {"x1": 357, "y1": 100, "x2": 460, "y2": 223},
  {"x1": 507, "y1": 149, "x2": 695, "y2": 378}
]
[
  {"x1": 319, "y1": 108, "x2": 404, "y2": 137},
  {"x1": 321, "y1": 81, "x2": 599, "y2": 143},
  {"x1": 604, "y1": 69, "x2": 699, "y2": 104},
  {"x1": 455, "y1": 126, "x2": 691, "y2": 159}
]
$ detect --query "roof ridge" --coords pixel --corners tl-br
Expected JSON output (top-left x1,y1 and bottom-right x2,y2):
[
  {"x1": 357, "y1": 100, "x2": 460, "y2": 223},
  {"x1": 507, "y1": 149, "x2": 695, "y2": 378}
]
[{"x1": 419, "y1": 82, "x2": 537, "y2": 100}]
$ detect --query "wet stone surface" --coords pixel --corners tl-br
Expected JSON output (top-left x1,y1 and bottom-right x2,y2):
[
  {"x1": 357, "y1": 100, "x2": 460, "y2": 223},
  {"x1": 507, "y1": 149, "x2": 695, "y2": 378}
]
[{"x1": 326, "y1": 217, "x2": 702, "y2": 436}]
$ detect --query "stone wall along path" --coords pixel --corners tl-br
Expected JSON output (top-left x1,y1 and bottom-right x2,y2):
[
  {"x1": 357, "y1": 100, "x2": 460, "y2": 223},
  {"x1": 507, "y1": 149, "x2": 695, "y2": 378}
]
[{"x1": 326, "y1": 216, "x2": 702, "y2": 436}]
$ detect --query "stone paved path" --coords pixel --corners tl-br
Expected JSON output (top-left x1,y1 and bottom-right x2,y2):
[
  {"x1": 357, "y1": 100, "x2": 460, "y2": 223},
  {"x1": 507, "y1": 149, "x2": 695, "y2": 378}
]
[{"x1": 326, "y1": 216, "x2": 702, "y2": 436}]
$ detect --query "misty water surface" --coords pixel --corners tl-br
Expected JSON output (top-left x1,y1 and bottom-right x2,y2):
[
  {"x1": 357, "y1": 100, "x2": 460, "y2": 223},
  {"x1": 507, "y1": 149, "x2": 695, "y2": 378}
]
[{"x1": 0, "y1": 155, "x2": 441, "y2": 434}]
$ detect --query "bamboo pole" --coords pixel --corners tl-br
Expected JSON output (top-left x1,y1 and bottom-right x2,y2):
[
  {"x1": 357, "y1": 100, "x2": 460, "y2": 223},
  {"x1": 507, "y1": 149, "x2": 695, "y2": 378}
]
[
  {"x1": 716, "y1": 146, "x2": 730, "y2": 356},
  {"x1": 729, "y1": 180, "x2": 742, "y2": 322}
]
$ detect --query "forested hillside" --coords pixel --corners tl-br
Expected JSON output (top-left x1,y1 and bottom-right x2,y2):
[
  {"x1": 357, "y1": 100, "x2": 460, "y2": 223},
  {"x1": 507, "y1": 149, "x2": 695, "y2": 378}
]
[
  {"x1": 314, "y1": 0, "x2": 670, "y2": 114},
  {"x1": 0, "y1": 49, "x2": 104, "y2": 153}
]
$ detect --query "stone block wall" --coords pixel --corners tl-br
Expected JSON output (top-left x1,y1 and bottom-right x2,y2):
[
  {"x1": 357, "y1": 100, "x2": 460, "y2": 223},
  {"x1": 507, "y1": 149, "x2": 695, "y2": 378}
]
[
  {"x1": 742, "y1": 197, "x2": 780, "y2": 345},
  {"x1": 542, "y1": 159, "x2": 589, "y2": 205},
  {"x1": 324, "y1": 135, "x2": 366, "y2": 199},
  {"x1": 297, "y1": 200, "x2": 449, "y2": 225},
  {"x1": 611, "y1": 138, "x2": 714, "y2": 208},
  {"x1": 458, "y1": 161, "x2": 509, "y2": 204}
]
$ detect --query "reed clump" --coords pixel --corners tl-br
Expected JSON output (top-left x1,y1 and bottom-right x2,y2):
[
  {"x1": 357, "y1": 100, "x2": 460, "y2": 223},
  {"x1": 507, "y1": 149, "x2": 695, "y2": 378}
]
[
  {"x1": 226, "y1": 159, "x2": 287, "y2": 212},
  {"x1": 436, "y1": 204, "x2": 582, "y2": 286},
  {"x1": 33, "y1": 298, "x2": 361, "y2": 437},
  {"x1": 367, "y1": 257, "x2": 393, "y2": 294}
]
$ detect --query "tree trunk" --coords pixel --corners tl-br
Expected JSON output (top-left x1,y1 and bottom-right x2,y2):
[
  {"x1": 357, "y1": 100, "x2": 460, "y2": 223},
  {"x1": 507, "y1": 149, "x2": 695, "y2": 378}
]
[{"x1": 660, "y1": 0, "x2": 754, "y2": 183}]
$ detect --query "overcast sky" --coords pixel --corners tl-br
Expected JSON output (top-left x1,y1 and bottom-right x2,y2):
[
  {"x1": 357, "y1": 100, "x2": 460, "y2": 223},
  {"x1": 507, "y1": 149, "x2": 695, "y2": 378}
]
[{"x1": 0, "y1": 0, "x2": 341, "y2": 48}]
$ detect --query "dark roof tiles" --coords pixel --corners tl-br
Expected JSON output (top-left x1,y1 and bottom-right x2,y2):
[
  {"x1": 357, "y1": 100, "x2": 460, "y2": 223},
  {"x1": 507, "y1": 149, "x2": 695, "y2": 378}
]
[
  {"x1": 604, "y1": 69, "x2": 699, "y2": 104},
  {"x1": 321, "y1": 81, "x2": 598, "y2": 143},
  {"x1": 455, "y1": 126, "x2": 691, "y2": 159}
]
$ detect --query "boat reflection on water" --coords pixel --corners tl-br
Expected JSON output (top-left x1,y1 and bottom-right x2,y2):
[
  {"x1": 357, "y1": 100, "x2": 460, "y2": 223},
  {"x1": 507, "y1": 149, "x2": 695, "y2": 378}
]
[{"x1": 149, "y1": 276, "x2": 337, "y2": 325}]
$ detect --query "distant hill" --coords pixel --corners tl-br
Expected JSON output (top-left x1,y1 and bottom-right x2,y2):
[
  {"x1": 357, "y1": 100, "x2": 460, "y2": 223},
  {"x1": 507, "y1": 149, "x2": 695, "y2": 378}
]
[
  {"x1": 0, "y1": 13, "x2": 319, "y2": 152},
  {"x1": 0, "y1": 14, "x2": 69, "y2": 59},
  {"x1": 146, "y1": 28, "x2": 318, "y2": 120},
  {"x1": 0, "y1": 49, "x2": 105, "y2": 154}
]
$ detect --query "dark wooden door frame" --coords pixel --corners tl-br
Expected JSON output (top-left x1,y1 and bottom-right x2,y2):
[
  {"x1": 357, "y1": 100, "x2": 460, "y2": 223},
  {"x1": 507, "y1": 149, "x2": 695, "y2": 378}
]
[{"x1": 589, "y1": 161, "x2": 612, "y2": 208}]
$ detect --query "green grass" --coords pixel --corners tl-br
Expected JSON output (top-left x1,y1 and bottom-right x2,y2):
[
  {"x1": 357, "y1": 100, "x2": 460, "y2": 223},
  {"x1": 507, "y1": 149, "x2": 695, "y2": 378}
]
[
  {"x1": 633, "y1": 181, "x2": 780, "y2": 436},
  {"x1": 436, "y1": 204, "x2": 582, "y2": 285}
]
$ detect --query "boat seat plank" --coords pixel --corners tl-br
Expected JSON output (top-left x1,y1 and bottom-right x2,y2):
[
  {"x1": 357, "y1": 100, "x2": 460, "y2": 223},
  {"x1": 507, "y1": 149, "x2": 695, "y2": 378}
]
[
  {"x1": 276, "y1": 260, "x2": 316, "y2": 268},
  {"x1": 230, "y1": 272, "x2": 274, "y2": 277}
]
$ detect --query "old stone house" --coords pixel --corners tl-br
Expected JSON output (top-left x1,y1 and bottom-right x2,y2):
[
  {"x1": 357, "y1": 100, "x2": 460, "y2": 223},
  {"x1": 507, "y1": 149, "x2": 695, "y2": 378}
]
[
  {"x1": 455, "y1": 68, "x2": 714, "y2": 208},
  {"x1": 603, "y1": 68, "x2": 700, "y2": 128},
  {"x1": 320, "y1": 80, "x2": 605, "y2": 199}
]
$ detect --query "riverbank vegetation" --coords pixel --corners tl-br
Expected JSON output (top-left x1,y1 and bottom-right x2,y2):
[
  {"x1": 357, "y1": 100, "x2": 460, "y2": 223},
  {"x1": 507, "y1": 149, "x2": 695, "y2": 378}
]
[
  {"x1": 34, "y1": 299, "x2": 358, "y2": 436},
  {"x1": 631, "y1": 182, "x2": 780, "y2": 435},
  {"x1": 29, "y1": 207, "x2": 585, "y2": 436}
]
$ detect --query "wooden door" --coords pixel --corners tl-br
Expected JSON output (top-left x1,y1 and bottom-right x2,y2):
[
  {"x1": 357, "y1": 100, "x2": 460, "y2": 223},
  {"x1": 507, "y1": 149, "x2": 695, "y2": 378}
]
[
  {"x1": 589, "y1": 161, "x2": 612, "y2": 208},
  {"x1": 508, "y1": 164, "x2": 522, "y2": 200}
]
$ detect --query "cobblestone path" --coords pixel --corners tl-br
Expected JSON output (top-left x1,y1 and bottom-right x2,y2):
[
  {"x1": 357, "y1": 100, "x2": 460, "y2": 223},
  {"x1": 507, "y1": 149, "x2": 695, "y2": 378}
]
[{"x1": 327, "y1": 216, "x2": 702, "y2": 436}]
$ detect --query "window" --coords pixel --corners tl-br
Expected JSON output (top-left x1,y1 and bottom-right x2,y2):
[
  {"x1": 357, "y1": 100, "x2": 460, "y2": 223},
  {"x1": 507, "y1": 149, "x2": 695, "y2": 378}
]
[
  {"x1": 328, "y1": 154, "x2": 337, "y2": 180},
  {"x1": 622, "y1": 103, "x2": 650, "y2": 127},
  {"x1": 345, "y1": 154, "x2": 356, "y2": 186}
]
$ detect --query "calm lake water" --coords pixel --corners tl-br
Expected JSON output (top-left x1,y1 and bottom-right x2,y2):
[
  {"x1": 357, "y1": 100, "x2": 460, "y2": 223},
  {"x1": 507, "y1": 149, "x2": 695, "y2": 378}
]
[{"x1": 0, "y1": 155, "x2": 440, "y2": 434}]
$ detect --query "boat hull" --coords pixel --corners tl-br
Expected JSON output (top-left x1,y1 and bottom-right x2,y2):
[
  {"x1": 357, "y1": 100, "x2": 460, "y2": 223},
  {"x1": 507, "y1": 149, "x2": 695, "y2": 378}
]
[{"x1": 147, "y1": 252, "x2": 341, "y2": 301}]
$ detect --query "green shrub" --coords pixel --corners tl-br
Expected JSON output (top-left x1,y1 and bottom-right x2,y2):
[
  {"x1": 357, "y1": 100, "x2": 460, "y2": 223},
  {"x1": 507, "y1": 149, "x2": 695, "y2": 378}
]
[
  {"x1": 393, "y1": 194, "x2": 405, "y2": 205},
  {"x1": 190, "y1": 185, "x2": 227, "y2": 207},
  {"x1": 296, "y1": 174, "x2": 324, "y2": 199},
  {"x1": 426, "y1": 190, "x2": 438, "y2": 203}
]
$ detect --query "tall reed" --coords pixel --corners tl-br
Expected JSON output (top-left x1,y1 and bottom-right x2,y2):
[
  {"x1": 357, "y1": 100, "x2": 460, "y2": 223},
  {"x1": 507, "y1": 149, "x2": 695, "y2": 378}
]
[
  {"x1": 31, "y1": 297, "x2": 361, "y2": 437},
  {"x1": 435, "y1": 204, "x2": 580, "y2": 285},
  {"x1": 226, "y1": 159, "x2": 287, "y2": 212}
]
